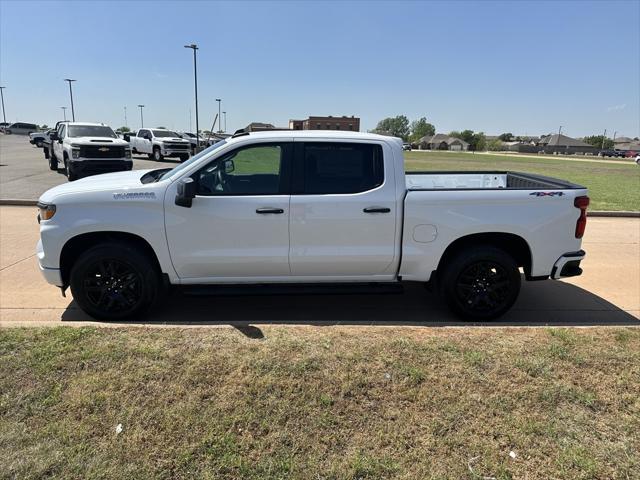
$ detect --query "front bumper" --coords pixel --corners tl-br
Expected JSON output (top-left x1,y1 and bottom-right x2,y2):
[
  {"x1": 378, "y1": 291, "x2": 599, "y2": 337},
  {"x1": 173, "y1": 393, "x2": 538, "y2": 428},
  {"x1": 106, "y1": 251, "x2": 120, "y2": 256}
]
[
  {"x1": 69, "y1": 159, "x2": 133, "y2": 177},
  {"x1": 162, "y1": 148, "x2": 190, "y2": 157},
  {"x1": 36, "y1": 239, "x2": 63, "y2": 286},
  {"x1": 551, "y1": 250, "x2": 585, "y2": 279}
]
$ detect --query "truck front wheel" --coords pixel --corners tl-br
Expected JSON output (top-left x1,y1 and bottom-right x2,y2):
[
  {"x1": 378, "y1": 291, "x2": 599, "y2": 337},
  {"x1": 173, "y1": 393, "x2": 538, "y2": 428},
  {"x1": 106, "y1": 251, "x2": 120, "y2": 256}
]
[
  {"x1": 440, "y1": 246, "x2": 520, "y2": 320},
  {"x1": 64, "y1": 157, "x2": 78, "y2": 181},
  {"x1": 153, "y1": 147, "x2": 163, "y2": 161},
  {"x1": 69, "y1": 242, "x2": 160, "y2": 321}
]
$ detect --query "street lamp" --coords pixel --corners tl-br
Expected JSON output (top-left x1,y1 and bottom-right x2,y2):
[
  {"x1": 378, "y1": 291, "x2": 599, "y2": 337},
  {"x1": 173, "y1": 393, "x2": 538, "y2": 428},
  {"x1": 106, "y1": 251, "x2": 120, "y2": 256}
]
[
  {"x1": 64, "y1": 79, "x2": 76, "y2": 121},
  {"x1": 0, "y1": 86, "x2": 7, "y2": 127},
  {"x1": 184, "y1": 43, "x2": 200, "y2": 149},
  {"x1": 61, "y1": 106, "x2": 67, "y2": 121},
  {"x1": 215, "y1": 99, "x2": 221, "y2": 133},
  {"x1": 137, "y1": 105, "x2": 145, "y2": 128},
  {"x1": 222, "y1": 111, "x2": 227, "y2": 133},
  {"x1": 124, "y1": 106, "x2": 128, "y2": 129}
]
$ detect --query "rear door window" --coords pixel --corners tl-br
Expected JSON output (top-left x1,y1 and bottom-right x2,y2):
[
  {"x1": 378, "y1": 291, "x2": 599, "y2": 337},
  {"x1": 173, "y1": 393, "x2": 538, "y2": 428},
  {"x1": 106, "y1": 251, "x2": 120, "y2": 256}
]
[{"x1": 301, "y1": 143, "x2": 384, "y2": 194}]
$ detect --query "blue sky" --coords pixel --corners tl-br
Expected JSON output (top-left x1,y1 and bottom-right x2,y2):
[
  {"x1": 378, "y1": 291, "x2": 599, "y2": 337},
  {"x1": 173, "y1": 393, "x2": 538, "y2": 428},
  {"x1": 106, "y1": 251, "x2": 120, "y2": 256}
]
[{"x1": 1, "y1": 0, "x2": 638, "y2": 137}]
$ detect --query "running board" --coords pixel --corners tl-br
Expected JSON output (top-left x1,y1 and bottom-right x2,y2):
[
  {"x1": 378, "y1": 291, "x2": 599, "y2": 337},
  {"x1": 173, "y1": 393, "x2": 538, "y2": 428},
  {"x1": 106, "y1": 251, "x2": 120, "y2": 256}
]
[{"x1": 181, "y1": 282, "x2": 404, "y2": 297}]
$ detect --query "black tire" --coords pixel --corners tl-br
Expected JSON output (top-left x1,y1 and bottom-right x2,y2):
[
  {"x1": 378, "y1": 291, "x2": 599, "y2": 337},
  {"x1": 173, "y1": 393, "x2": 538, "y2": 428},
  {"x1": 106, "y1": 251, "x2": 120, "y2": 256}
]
[
  {"x1": 179, "y1": 154, "x2": 189, "y2": 162},
  {"x1": 64, "y1": 157, "x2": 77, "y2": 181},
  {"x1": 132, "y1": 147, "x2": 138, "y2": 154},
  {"x1": 35, "y1": 139, "x2": 43, "y2": 148},
  {"x1": 439, "y1": 246, "x2": 521, "y2": 320},
  {"x1": 153, "y1": 147, "x2": 163, "y2": 161},
  {"x1": 48, "y1": 154, "x2": 57, "y2": 171},
  {"x1": 69, "y1": 242, "x2": 160, "y2": 321}
]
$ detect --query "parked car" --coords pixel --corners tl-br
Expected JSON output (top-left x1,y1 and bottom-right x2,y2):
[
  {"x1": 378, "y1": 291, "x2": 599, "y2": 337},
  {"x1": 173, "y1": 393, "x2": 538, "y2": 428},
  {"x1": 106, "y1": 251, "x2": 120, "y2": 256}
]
[
  {"x1": 129, "y1": 128, "x2": 191, "y2": 162},
  {"x1": 3, "y1": 122, "x2": 38, "y2": 135},
  {"x1": 29, "y1": 130, "x2": 50, "y2": 148},
  {"x1": 402, "y1": 142, "x2": 412, "y2": 151},
  {"x1": 36, "y1": 130, "x2": 590, "y2": 322},
  {"x1": 48, "y1": 122, "x2": 132, "y2": 181},
  {"x1": 598, "y1": 149, "x2": 626, "y2": 158}
]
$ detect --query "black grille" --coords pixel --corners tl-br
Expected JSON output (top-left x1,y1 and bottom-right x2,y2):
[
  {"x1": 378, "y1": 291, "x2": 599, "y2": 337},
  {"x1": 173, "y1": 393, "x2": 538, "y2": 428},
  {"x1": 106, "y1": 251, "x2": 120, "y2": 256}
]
[
  {"x1": 164, "y1": 143, "x2": 189, "y2": 150},
  {"x1": 80, "y1": 145, "x2": 125, "y2": 158}
]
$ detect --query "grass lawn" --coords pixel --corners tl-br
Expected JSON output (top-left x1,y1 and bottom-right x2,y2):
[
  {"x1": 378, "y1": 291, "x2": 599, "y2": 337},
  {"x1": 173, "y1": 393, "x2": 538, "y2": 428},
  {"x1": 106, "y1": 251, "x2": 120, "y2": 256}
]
[
  {"x1": 404, "y1": 151, "x2": 640, "y2": 211},
  {"x1": 1, "y1": 326, "x2": 638, "y2": 479}
]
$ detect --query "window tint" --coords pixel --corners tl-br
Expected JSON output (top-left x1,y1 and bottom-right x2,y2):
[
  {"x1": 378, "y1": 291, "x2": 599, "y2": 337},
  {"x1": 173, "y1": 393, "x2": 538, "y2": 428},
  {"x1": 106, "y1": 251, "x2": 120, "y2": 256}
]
[
  {"x1": 303, "y1": 143, "x2": 384, "y2": 194},
  {"x1": 196, "y1": 144, "x2": 284, "y2": 196}
]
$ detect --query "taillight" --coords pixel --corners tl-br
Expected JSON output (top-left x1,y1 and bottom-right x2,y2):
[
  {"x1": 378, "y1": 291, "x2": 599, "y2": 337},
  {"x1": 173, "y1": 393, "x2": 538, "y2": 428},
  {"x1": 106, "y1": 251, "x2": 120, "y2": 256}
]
[{"x1": 574, "y1": 196, "x2": 589, "y2": 238}]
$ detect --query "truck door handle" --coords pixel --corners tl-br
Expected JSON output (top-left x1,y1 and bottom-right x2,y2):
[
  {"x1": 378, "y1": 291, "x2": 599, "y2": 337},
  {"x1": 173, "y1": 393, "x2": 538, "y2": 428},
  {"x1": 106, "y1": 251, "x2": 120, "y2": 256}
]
[
  {"x1": 363, "y1": 207, "x2": 391, "y2": 213},
  {"x1": 256, "y1": 208, "x2": 284, "y2": 214}
]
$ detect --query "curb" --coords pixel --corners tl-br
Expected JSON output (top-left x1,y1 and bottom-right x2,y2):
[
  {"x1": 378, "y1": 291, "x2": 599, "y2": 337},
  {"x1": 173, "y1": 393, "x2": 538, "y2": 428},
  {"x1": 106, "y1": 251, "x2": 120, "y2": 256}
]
[{"x1": 0, "y1": 199, "x2": 638, "y2": 218}]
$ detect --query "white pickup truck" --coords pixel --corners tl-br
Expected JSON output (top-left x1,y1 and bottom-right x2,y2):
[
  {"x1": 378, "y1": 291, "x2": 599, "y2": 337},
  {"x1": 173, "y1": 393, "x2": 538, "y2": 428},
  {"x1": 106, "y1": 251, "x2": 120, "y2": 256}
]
[
  {"x1": 36, "y1": 131, "x2": 589, "y2": 321},
  {"x1": 129, "y1": 128, "x2": 191, "y2": 162},
  {"x1": 48, "y1": 122, "x2": 133, "y2": 181}
]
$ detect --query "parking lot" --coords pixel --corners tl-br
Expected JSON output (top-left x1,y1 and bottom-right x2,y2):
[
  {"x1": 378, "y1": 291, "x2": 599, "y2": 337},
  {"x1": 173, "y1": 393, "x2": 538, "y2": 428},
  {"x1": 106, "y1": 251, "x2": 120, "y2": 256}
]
[{"x1": 0, "y1": 133, "x2": 179, "y2": 200}]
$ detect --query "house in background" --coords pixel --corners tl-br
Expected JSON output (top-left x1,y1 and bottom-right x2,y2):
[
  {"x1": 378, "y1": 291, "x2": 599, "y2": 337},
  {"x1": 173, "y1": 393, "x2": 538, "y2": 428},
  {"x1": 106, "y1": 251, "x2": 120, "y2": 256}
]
[
  {"x1": 415, "y1": 133, "x2": 470, "y2": 151},
  {"x1": 538, "y1": 134, "x2": 596, "y2": 154},
  {"x1": 614, "y1": 136, "x2": 640, "y2": 151}
]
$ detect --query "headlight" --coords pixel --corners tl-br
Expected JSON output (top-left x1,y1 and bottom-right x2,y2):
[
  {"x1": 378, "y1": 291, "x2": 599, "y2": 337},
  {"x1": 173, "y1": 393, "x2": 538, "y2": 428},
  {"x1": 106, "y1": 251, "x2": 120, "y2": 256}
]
[
  {"x1": 124, "y1": 149, "x2": 132, "y2": 159},
  {"x1": 37, "y1": 202, "x2": 56, "y2": 221},
  {"x1": 72, "y1": 148, "x2": 80, "y2": 159}
]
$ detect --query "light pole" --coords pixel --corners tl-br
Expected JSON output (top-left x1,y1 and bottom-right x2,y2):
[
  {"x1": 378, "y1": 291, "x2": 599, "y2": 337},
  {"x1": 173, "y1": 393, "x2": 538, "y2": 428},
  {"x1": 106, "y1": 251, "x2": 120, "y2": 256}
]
[
  {"x1": 222, "y1": 111, "x2": 227, "y2": 133},
  {"x1": 64, "y1": 79, "x2": 76, "y2": 121},
  {"x1": 558, "y1": 125, "x2": 562, "y2": 136},
  {"x1": 184, "y1": 44, "x2": 200, "y2": 149},
  {"x1": 0, "y1": 86, "x2": 7, "y2": 126},
  {"x1": 61, "y1": 106, "x2": 67, "y2": 121},
  {"x1": 601, "y1": 129, "x2": 607, "y2": 151},
  {"x1": 138, "y1": 105, "x2": 145, "y2": 128},
  {"x1": 124, "y1": 106, "x2": 128, "y2": 129},
  {"x1": 215, "y1": 99, "x2": 221, "y2": 133}
]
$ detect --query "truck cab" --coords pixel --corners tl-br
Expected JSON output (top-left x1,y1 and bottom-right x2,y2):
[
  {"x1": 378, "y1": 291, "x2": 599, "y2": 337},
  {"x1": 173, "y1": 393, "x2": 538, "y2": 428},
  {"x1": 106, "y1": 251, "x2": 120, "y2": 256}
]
[{"x1": 49, "y1": 122, "x2": 132, "y2": 181}]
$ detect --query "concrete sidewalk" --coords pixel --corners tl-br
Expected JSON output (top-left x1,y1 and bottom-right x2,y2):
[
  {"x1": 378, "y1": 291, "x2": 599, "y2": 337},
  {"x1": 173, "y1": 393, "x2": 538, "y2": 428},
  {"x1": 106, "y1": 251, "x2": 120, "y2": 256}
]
[{"x1": 0, "y1": 206, "x2": 638, "y2": 328}]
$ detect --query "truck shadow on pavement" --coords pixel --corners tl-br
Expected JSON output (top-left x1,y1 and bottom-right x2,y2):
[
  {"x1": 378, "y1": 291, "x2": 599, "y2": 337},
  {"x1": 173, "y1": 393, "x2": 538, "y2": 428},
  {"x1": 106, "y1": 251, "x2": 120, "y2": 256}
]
[{"x1": 59, "y1": 278, "x2": 639, "y2": 331}]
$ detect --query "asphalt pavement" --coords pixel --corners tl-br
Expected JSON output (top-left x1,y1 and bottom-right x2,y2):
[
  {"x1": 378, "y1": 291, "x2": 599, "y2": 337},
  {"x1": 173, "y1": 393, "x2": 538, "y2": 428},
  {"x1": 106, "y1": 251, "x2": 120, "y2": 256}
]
[
  {"x1": 0, "y1": 206, "x2": 638, "y2": 328},
  {"x1": 0, "y1": 133, "x2": 178, "y2": 200}
]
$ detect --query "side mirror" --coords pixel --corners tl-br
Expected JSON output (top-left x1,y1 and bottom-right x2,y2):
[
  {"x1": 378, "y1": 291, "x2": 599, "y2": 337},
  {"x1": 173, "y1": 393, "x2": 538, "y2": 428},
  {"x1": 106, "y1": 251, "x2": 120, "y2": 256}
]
[
  {"x1": 224, "y1": 159, "x2": 235, "y2": 174},
  {"x1": 175, "y1": 177, "x2": 196, "y2": 208},
  {"x1": 50, "y1": 132, "x2": 59, "y2": 141},
  {"x1": 145, "y1": 135, "x2": 152, "y2": 141}
]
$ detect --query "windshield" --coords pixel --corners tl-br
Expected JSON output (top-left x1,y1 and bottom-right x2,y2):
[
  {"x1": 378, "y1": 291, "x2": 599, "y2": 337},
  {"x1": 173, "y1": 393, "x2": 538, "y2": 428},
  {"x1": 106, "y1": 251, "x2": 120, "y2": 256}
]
[
  {"x1": 153, "y1": 130, "x2": 179, "y2": 138},
  {"x1": 158, "y1": 140, "x2": 228, "y2": 181},
  {"x1": 67, "y1": 125, "x2": 116, "y2": 138}
]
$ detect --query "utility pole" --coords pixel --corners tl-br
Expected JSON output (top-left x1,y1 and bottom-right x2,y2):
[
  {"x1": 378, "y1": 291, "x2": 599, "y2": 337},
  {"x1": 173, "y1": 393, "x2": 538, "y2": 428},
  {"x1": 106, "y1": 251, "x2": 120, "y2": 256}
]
[
  {"x1": 189, "y1": 108, "x2": 192, "y2": 133},
  {"x1": 138, "y1": 105, "x2": 145, "y2": 128},
  {"x1": 215, "y1": 99, "x2": 222, "y2": 133},
  {"x1": 223, "y1": 111, "x2": 227, "y2": 132},
  {"x1": 61, "y1": 106, "x2": 67, "y2": 121},
  {"x1": 0, "y1": 86, "x2": 7, "y2": 126},
  {"x1": 601, "y1": 129, "x2": 607, "y2": 150},
  {"x1": 184, "y1": 44, "x2": 200, "y2": 149},
  {"x1": 124, "y1": 106, "x2": 128, "y2": 129},
  {"x1": 558, "y1": 125, "x2": 563, "y2": 136},
  {"x1": 64, "y1": 79, "x2": 76, "y2": 121}
]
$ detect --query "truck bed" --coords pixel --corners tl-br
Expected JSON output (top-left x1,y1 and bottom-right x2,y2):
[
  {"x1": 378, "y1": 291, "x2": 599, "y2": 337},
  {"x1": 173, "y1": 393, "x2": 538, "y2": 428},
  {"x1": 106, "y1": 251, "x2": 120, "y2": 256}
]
[{"x1": 406, "y1": 171, "x2": 585, "y2": 190}]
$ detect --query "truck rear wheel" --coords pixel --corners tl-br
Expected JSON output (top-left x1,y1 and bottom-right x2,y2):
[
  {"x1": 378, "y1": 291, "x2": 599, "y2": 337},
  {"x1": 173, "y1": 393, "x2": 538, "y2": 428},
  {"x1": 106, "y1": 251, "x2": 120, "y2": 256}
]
[
  {"x1": 69, "y1": 242, "x2": 160, "y2": 321},
  {"x1": 440, "y1": 246, "x2": 520, "y2": 320},
  {"x1": 153, "y1": 147, "x2": 163, "y2": 161}
]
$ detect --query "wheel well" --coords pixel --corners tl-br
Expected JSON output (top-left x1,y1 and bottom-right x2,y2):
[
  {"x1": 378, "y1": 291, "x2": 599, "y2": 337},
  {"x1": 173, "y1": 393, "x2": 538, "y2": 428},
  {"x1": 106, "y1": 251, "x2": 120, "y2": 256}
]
[
  {"x1": 436, "y1": 232, "x2": 532, "y2": 277},
  {"x1": 60, "y1": 232, "x2": 162, "y2": 286}
]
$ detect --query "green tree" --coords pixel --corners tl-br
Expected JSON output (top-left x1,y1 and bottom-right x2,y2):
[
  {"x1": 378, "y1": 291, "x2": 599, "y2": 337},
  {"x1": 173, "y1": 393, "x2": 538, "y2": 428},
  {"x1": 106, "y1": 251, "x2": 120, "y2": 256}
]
[
  {"x1": 487, "y1": 138, "x2": 503, "y2": 151},
  {"x1": 409, "y1": 117, "x2": 435, "y2": 142},
  {"x1": 119, "y1": 126, "x2": 131, "y2": 133},
  {"x1": 372, "y1": 115, "x2": 410, "y2": 140},
  {"x1": 583, "y1": 135, "x2": 613, "y2": 150},
  {"x1": 498, "y1": 133, "x2": 513, "y2": 142},
  {"x1": 40, "y1": 124, "x2": 49, "y2": 130},
  {"x1": 450, "y1": 130, "x2": 486, "y2": 151}
]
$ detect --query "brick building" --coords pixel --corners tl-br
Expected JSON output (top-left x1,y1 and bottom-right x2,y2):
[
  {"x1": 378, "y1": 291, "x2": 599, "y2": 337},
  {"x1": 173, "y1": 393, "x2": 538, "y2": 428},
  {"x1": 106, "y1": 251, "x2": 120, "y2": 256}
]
[{"x1": 289, "y1": 116, "x2": 360, "y2": 132}]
